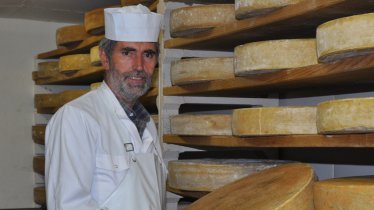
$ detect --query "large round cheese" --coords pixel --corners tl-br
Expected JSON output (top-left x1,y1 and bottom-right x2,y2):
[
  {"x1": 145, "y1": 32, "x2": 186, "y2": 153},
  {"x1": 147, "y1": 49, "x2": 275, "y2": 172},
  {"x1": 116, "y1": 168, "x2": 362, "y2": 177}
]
[
  {"x1": 232, "y1": 106, "x2": 317, "y2": 136},
  {"x1": 317, "y1": 97, "x2": 374, "y2": 134},
  {"x1": 170, "y1": 4, "x2": 236, "y2": 37},
  {"x1": 37, "y1": 61, "x2": 59, "y2": 79},
  {"x1": 151, "y1": 68, "x2": 159, "y2": 88},
  {"x1": 168, "y1": 159, "x2": 289, "y2": 191},
  {"x1": 56, "y1": 25, "x2": 89, "y2": 48},
  {"x1": 317, "y1": 13, "x2": 374, "y2": 63},
  {"x1": 171, "y1": 57, "x2": 234, "y2": 85},
  {"x1": 170, "y1": 114, "x2": 232, "y2": 136},
  {"x1": 58, "y1": 54, "x2": 91, "y2": 73},
  {"x1": 90, "y1": 45, "x2": 101, "y2": 66},
  {"x1": 314, "y1": 176, "x2": 374, "y2": 210},
  {"x1": 185, "y1": 163, "x2": 316, "y2": 210},
  {"x1": 235, "y1": 0, "x2": 304, "y2": 19},
  {"x1": 234, "y1": 39, "x2": 318, "y2": 76},
  {"x1": 84, "y1": 8, "x2": 105, "y2": 35}
]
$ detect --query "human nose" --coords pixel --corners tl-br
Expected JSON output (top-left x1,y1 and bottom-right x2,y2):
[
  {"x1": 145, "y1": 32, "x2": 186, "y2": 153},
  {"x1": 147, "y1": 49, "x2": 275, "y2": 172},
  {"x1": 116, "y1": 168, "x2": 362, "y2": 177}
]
[{"x1": 134, "y1": 53, "x2": 144, "y2": 71}]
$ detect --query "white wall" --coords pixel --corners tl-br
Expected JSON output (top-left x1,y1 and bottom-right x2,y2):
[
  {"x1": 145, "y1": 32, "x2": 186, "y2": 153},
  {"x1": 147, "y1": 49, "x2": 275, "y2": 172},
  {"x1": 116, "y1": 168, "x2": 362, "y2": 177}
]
[{"x1": 0, "y1": 17, "x2": 69, "y2": 208}]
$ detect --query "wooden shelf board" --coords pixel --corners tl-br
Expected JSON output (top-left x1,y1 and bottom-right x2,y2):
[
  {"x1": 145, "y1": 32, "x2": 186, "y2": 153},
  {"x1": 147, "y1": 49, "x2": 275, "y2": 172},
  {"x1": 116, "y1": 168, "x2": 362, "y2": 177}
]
[
  {"x1": 164, "y1": 0, "x2": 374, "y2": 51},
  {"x1": 33, "y1": 65, "x2": 104, "y2": 85},
  {"x1": 37, "y1": 35, "x2": 104, "y2": 59},
  {"x1": 163, "y1": 134, "x2": 374, "y2": 148},
  {"x1": 167, "y1": 185, "x2": 208, "y2": 199},
  {"x1": 163, "y1": 54, "x2": 374, "y2": 97}
]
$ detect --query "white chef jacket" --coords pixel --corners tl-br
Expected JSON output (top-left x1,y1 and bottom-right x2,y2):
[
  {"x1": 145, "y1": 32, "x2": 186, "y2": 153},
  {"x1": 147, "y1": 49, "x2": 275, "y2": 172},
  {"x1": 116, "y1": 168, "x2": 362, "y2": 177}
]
[{"x1": 45, "y1": 82, "x2": 164, "y2": 210}]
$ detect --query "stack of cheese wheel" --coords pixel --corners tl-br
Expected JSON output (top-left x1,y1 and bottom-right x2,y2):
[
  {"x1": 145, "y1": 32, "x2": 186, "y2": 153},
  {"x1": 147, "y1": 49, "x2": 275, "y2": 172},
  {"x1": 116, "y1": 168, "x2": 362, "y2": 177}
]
[
  {"x1": 317, "y1": 97, "x2": 374, "y2": 134},
  {"x1": 314, "y1": 176, "x2": 374, "y2": 209},
  {"x1": 168, "y1": 159, "x2": 289, "y2": 191},
  {"x1": 235, "y1": 0, "x2": 304, "y2": 19},
  {"x1": 232, "y1": 106, "x2": 317, "y2": 136},
  {"x1": 185, "y1": 163, "x2": 315, "y2": 210},
  {"x1": 59, "y1": 54, "x2": 91, "y2": 73},
  {"x1": 84, "y1": 8, "x2": 105, "y2": 35},
  {"x1": 316, "y1": 13, "x2": 374, "y2": 63},
  {"x1": 170, "y1": 4, "x2": 236, "y2": 37},
  {"x1": 170, "y1": 114, "x2": 232, "y2": 136},
  {"x1": 234, "y1": 39, "x2": 318, "y2": 76},
  {"x1": 171, "y1": 57, "x2": 234, "y2": 85},
  {"x1": 90, "y1": 46, "x2": 101, "y2": 66},
  {"x1": 37, "y1": 61, "x2": 59, "y2": 79},
  {"x1": 56, "y1": 25, "x2": 89, "y2": 48}
]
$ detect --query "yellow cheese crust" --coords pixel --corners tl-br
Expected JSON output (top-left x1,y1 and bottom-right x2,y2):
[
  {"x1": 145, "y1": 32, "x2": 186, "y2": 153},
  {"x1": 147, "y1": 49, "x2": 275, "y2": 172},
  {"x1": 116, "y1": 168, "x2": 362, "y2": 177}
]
[
  {"x1": 170, "y1": 114, "x2": 232, "y2": 136},
  {"x1": 171, "y1": 57, "x2": 234, "y2": 85},
  {"x1": 235, "y1": 0, "x2": 304, "y2": 19},
  {"x1": 90, "y1": 46, "x2": 101, "y2": 66},
  {"x1": 56, "y1": 25, "x2": 89, "y2": 48},
  {"x1": 170, "y1": 4, "x2": 236, "y2": 37},
  {"x1": 234, "y1": 39, "x2": 318, "y2": 76},
  {"x1": 232, "y1": 106, "x2": 317, "y2": 136},
  {"x1": 59, "y1": 54, "x2": 91, "y2": 73},
  {"x1": 317, "y1": 97, "x2": 374, "y2": 134},
  {"x1": 84, "y1": 8, "x2": 105, "y2": 35},
  {"x1": 185, "y1": 163, "x2": 316, "y2": 210},
  {"x1": 317, "y1": 13, "x2": 374, "y2": 63},
  {"x1": 37, "y1": 61, "x2": 59, "y2": 79},
  {"x1": 168, "y1": 159, "x2": 289, "y2": 191},
  {"x1": 314, "y1": 176, "x2": 374, "y2": 210}
]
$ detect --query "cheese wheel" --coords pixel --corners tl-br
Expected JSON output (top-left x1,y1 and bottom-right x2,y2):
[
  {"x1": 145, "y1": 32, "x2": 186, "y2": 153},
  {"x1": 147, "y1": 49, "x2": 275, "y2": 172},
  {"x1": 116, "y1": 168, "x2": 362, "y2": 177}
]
[
  {"x1": 317, "y1": 97, "x2": 374, "y2": 134},
  {"x1": 317, "y1": 13, "x2": 374, "y2": 63},
  {"x1": 84, "y1": 8, "x2": 105, "y2": 35},
  {"x1": 37, "y1": 61, "x2": 59, "y2": 79},
  {"x1": 232, "y1": 106, "x2": 317, "y2": 136},
  {"x1": 56, "y1": 25, "x2": 89, "y2": 48},
  {"x1": 168, "y1": 159, "x2": 289, "y2": 191},
  {"x1": 151, "y1": 68, "x2": 159, "y2": 88},
  {"x1": 235, "y1": 0, "x2": 304, "y2": 19},
  {"x1": 185, "y1": 163, "x2": 316, "y2": 210},
  {"x1": 170, "y1": 114, "x2": 232, "y2": 136},
  {"x1": 59, "y1": 54, "x2": 91, "y2": 73},
  {"x1": 170, "y1": 4, "x2": 236, "y2": 37},
  {"x1": 33, "y1": 156, "x2": 44, "y2": 176},
  {"x1": 90, "y1": 46, "x2": 101, "y2": 66},
  {"x1": 171, "y1": 57, "x2": 235, "y2": 85},
  {"x1": 314, "y1": 176, "x2": 374, "y2": 210},
  {"x1": 234, "y1": 39, "x2": 318, "y2": 76}
]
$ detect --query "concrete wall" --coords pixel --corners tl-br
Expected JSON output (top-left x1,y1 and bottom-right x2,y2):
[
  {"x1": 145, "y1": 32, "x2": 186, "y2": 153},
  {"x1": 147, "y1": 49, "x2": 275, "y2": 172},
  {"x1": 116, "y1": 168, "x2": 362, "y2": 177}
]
[{"x1": 0, "y1": 17, "x2": 68, "y2": 208}]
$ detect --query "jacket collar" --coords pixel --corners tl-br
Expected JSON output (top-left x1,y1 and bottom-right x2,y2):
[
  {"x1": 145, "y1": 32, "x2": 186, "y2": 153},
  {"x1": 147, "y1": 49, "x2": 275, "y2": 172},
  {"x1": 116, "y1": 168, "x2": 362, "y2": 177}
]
[{"x1": 98, "y1": 81, "x2": 129, "y2": 119}]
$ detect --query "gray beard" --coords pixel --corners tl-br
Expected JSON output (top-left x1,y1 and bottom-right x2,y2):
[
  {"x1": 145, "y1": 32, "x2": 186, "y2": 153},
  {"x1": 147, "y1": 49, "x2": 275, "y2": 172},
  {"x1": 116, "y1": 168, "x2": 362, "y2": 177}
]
[{"x1": 107, "y1": 67, "x2": 152, "y2": 102}]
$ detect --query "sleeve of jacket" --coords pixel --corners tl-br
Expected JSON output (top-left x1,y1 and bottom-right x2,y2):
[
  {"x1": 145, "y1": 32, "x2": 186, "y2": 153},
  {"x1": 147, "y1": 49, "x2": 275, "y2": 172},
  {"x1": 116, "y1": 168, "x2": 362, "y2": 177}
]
[{"x1": 45, "y1": 105, "x2": 100, "y2": 210}]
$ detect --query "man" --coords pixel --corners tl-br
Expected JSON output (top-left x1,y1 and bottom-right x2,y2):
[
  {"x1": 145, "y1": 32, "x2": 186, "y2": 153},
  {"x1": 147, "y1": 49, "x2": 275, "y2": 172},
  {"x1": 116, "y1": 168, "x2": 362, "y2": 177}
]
[{"x1": 45, "y1": 5, "x2": 166, "y2": 210}]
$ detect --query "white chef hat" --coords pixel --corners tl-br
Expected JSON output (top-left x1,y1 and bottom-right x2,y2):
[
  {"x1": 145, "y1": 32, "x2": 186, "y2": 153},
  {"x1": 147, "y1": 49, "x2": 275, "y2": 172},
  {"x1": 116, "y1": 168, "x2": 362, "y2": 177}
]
[{"x1": 104, "y1": 4, "x2": 162, "y2": 42}]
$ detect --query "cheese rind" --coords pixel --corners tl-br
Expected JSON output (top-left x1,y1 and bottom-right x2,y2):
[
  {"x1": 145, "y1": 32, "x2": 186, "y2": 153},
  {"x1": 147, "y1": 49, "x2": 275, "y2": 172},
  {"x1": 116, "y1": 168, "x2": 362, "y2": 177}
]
[
  {"x1": 168, "y1": 159, "x2": 289, "y2": 191},
  {"x1": 185, "y1": 163, "x2": 316, "y2": 210},
  {"x1": 232, "y1": 106, "x2": 317, "y2": 136},
  {"x1": 37, "y1": 61, "x2": 59, "y2": 79},
  {"x1": 59, "y1": 54, "x2": 91, "y2": 73},
  {"x1": 234, "y1": 39, "x2": 318, "y2": 76},
  {"x1": 317, "y1": 97, "x2": 374, "y2": 134},
  {"x1": 171, "y1": 57, "x2": 234, "y2": 85},
  {"x1": 317, "y1": 13, "x2": 374, "y2": 63},
  {"x1": 235, "y1": 0, "x2": 304, "y2": 19},
  {"x1": 56, "y1": 25, "x2": 89, "y2": 48},
  {"x1": 90, "y1": 82, "x2": 102, "y2": 90},
  {"x1": 170, "y1": 4, "x2": 236, "y2": 37},
  {"x1": 314, "y1": 176, "x2": 374, "y2": 210},
  {"x1": 84, "y1": 8, "x2": 105, "y2": 35},
  {"x1": 90, "y1": 46, "x2": 101, "y2": 66},
  {"x1": 170, "y1": 114, "x2": 232, "y2": 136}
]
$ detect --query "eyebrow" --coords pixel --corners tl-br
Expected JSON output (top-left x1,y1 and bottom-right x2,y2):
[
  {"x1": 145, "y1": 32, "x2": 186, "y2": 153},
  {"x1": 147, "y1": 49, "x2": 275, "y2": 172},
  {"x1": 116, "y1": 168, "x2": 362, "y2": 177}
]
[{"x1": 121, "y1": 47, "x2": 136, "y2": 52}]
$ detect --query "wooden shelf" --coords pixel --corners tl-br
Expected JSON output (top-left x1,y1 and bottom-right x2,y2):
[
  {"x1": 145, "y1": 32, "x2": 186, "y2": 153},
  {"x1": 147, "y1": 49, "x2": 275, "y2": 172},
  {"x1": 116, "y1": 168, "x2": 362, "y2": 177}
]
[
  {"x1": 164, "y1": 133, "x2": 374, "y2": 148},
  {"x1": 164, "y1": 0, "x2": 374, "y2": 51},
  {"x1": 32, "y1": 125, "x2": 46, "y2": 145},
  {"x1": 33, "y1": 66, "x2": 104, "y2": 85},
  {"x1": 35, "y1": 88, "x2": 158, "y2": 114},
  {"x1": 37, "y1": 35, "x2": 104, "y2": 59},
  {"x1": 163, "y1": 54, "x2": 374, "y2": 97}
]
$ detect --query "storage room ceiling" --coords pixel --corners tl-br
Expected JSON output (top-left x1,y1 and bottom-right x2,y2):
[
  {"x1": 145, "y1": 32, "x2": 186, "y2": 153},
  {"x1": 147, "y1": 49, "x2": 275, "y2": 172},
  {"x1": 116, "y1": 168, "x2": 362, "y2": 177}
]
[{"x1": 0, "y1": 0, "x2": 120, "y2": 23}]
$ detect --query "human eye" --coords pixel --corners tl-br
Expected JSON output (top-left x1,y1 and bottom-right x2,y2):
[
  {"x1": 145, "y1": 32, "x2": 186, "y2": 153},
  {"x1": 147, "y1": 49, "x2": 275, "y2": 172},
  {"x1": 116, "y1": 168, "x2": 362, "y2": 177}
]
[
  {"x1": 121, "y1": 47, "x2": 135, "y2": 56},
  {"x1": 144, "y1": 50, "x2": 156, "y2": 58}
]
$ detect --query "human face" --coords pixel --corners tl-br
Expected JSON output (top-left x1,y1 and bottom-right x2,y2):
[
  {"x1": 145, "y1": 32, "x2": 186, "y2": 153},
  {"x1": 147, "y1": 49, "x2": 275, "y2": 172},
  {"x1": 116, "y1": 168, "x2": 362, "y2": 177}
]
[{"x1": 101, "y1": 41, "x2": 157, "y2": 102}]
